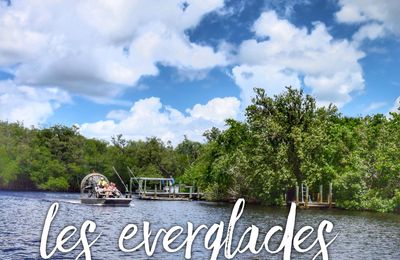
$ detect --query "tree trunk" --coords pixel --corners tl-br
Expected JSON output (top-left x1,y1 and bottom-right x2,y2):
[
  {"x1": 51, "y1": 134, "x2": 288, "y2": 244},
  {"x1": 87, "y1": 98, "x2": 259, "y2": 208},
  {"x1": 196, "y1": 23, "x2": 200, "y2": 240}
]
[{"x1": 288, "y1": 142, "x2": 302, "y2": 183}]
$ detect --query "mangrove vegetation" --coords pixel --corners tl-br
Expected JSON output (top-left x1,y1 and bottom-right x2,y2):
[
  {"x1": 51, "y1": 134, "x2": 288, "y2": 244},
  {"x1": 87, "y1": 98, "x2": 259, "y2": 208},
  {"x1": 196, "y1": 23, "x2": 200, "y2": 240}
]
[{"x1": 1, "y1": 87, "x2": 399, "y2": 212}]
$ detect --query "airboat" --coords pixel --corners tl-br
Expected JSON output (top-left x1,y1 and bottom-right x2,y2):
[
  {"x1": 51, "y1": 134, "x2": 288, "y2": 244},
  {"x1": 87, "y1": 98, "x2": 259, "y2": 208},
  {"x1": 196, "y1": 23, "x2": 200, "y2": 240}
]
[{"x1": 80, "y1": 172, "x2": 132, "y2": 206}]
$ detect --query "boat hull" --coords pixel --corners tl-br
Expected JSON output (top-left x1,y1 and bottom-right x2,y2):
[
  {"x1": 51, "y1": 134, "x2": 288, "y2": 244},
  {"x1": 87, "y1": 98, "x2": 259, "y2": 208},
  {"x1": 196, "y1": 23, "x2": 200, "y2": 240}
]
[{"x1": 80, "y1": 197, "x2": 132, "y2": 207}]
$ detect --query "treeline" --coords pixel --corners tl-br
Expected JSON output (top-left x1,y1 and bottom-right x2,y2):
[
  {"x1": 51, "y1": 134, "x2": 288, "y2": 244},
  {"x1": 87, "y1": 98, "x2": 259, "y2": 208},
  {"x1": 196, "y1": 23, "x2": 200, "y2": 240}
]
[
  {"x1": 0, "y1": 123, "x2": 200, "y2": 192},
  {"x1": 1, "y1": 87, "x2": 399, "y2": 212}
]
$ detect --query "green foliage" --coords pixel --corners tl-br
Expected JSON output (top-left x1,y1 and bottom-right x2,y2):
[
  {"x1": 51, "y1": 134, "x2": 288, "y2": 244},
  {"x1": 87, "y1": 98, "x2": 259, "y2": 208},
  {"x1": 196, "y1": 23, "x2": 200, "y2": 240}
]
[
  {"x1": 242, "y1": 87, "x2": 339, "y2": 205},
  {"x1": 0, "y1": 124, "x2": 194, "y2": 192},
  {"x1": 182, "y1": 87, "x2": 400, "y2": 211},
  {"x1": 39, "y1": 176, "x2": 69, "y2": 191},
  {"x1": 0, "y1": 148, "x2": 19, "y2": 185},
  {"x1": 0, "y1": 87, "x2": 399, "y2": 212}
]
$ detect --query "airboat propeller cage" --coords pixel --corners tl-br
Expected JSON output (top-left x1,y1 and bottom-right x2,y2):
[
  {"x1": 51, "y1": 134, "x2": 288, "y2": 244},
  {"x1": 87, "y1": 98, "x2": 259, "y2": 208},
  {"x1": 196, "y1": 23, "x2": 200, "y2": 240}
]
[
  {"x1": 80, "y1": 172, "x2": 108, "y2": 191},
  {"x1": 80, "y1": 172, "x2": 132, "y2": 206}
]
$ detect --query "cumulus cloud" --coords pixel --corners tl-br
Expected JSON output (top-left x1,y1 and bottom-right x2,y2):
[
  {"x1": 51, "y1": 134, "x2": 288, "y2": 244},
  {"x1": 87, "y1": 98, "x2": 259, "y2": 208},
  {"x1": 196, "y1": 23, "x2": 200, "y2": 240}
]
[
  {"x1": 352, "y1": 23, "x2": 386, "y2": 45},
  {"x1": 232, "y1": 65, "x2": 301, "y2": 106},
  {"x1": 0, "y1": 80, "x2": 71, "y2": 126},
  {"x1": 186, "y1": 97, "x2": 241, "y2": 123},
  {"x1": 0, "y1": 0, "x2": 233, "y2": 129},
  {"x1": 0, "y1": 0, "x2": 227, "y2": 99},
  {"x1": 233, "y1": 11, "x2": 365, "y2": 107},
  {"x1": 2, "y1": 0, "x2": 394, "y2": 134},
  {"x1": 79, "y1": 96, "x2": 241, "y2": 144},
  {"x1": 336, "y1": 0, "x2": 400, "y2": 36}
]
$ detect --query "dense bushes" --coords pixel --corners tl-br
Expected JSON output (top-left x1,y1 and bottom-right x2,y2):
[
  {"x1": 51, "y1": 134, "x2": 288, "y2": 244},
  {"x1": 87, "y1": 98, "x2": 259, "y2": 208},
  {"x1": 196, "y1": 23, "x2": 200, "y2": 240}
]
[
  {"x1": 0, "y1": 124, "x2": 200, "y2": 192},
  {"x1": 183, "y1": 88, "x2": 400, "y2": 212},
  {"x1": 1, "y1": 87, "x2": 399, "y2": 212}
]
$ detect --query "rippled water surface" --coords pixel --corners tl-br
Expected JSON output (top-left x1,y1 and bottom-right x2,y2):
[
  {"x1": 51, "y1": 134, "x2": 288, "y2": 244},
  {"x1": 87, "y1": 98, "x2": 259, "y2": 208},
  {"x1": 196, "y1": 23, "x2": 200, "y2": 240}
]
[{"x1": 0, "y1": 191, "x2": 399, "y2": 259}]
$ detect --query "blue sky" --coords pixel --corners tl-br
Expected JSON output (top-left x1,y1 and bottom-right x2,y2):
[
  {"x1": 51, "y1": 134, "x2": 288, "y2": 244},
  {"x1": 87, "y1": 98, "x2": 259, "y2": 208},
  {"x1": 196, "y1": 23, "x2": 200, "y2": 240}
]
[{"x1": 0, "y1": 0, "x2": 399, "y2": 144}]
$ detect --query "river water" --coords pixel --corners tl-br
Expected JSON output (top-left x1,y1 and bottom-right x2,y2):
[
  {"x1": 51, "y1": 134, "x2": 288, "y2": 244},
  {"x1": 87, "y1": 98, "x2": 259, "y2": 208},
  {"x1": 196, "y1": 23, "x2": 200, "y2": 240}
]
[{"x1": 0, "y1": 191, "x2": 399, "y2": 259}]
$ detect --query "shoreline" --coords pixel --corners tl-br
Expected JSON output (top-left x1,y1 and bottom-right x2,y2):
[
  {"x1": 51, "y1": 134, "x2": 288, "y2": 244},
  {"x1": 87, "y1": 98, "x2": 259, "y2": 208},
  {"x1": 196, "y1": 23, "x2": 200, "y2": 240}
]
[{"x1": 1, "y1": 189, "x2": 399, "y2": 214}]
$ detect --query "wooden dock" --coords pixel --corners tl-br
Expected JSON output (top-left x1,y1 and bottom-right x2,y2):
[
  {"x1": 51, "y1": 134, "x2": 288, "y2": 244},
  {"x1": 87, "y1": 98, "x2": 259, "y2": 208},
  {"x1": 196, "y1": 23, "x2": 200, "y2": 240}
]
[
  {"x1": 138, "y1": 195, "x2": 189, "y2": 201},
  {"x1": 130, "y1": 177, "x2": 205, "y2": 201},
  {"x1": 137, "y1": 191, "x2": 205, "y2": 201},
  {"x1": 290, "y1": 182, "x2": 335, "y2": 209},
  {"x1": 293, "y1": 201, "x2": 336, "y2": 209}
]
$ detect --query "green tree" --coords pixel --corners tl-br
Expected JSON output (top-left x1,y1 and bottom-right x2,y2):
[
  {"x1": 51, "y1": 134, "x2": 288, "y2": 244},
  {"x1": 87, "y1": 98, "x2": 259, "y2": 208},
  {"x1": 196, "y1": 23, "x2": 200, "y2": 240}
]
[{"x1": 245, "y1": 87, "x2": 338, "y2": 205}]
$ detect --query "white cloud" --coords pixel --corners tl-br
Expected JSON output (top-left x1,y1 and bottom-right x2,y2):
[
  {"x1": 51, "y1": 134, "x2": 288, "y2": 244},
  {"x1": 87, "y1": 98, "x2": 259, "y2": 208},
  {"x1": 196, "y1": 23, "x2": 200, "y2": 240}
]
[
  {"x1": 336, "y1": 0, "x2": 400, "y2": 36},
  {"x1": 0, "y1": 0, "x2": 227, "y2": 99},
  {"x1": 364, "y1": 101, "x2": 387, "y2": 113},
  {"x1": 79, "y1": 0, "x2": 224, "y2": 44},
  {"x1": 186, "y1": 97, "x2": 241, "y2": 123},
  {"x1": 352, "y1": 23, "x2": 386, "y2": 44},
  {"x1": 79, "y1": 96, "x2": 241, "y2": 144},
  {"x1": 390, "y1": 97, "x2": 400, "y2": 113},
  {"x1": 232, "y1": 64, "x2": 301, "y2": 107},
  {"x1": 335, "y1": 1, "x2": 369, "y2": 23},
  {"x1": 106, "y1": 109, "x2": 130, "y2": 121},
  {"x1": 0, "y1": 8, "x2": 48, "y2": 66},
  {"x1": 0, "y1": 80, "x2": 70, "y2": 126},
  {"x1": 233, "y1": 11, "x2": 365, "y2": 107}
]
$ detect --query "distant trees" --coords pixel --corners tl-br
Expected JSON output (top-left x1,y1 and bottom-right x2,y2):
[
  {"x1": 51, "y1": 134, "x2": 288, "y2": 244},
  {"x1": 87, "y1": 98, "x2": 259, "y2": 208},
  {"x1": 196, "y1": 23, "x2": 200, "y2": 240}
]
[
  {"x1": 0, "y1": 87, "x2": 399, "y2": 212},
  {"x1": 0, "y1": 124, "x2": 196, "y2": 192},
  {"x1": 0, "y1": 122, "x2": 29, "y2": 188}
]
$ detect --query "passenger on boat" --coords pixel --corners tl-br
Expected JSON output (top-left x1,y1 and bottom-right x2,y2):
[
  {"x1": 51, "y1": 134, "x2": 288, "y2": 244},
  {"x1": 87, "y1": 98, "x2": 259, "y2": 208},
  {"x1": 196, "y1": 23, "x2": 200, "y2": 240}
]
[
  {"x1": 105, "y1": 182, "x2": 120, "y2": 198},
  {"x1": 98, "y1": 177, "x2": 108, "y2": 188},
  {"x1": 95, "y1": 177, "x2": 109, "y2": 197}
]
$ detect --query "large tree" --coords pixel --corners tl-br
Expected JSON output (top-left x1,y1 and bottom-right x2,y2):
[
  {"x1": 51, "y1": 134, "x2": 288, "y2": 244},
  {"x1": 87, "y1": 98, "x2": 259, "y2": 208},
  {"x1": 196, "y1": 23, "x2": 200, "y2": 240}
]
[{"x1": 245, "y1": 87, "x2": 338, "y2": 204}]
